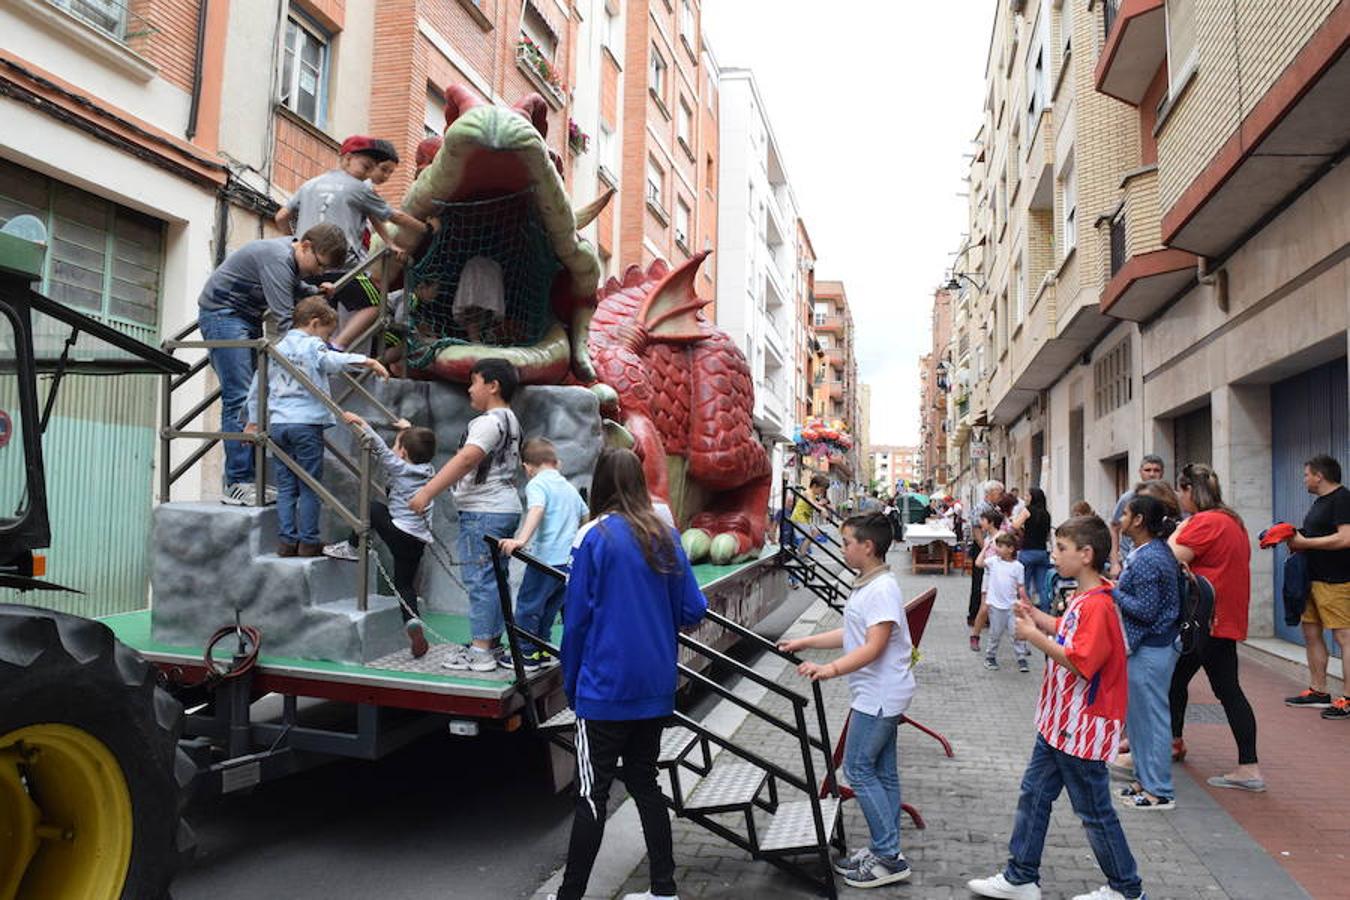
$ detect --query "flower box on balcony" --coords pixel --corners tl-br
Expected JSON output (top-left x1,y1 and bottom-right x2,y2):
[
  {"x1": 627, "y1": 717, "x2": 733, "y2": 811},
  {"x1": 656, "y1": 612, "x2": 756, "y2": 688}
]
[
  {"x1": 567, "y1": 119, "x2": 590, "y2": 155},
  {"x1": 515, "y1": 39, "x2": 565, "y2": 108}
]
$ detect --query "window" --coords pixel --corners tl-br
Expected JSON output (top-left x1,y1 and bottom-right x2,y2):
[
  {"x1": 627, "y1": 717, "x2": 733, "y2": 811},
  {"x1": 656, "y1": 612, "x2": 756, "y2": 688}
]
[
  {"x1": 680, "y1": 0, "x2": 696, "y2": 43},
  {"x1": 1060, "y1": 0, "x2": 1073, "y2": 58},
  {"x1": 425, "y1": 85, "x2": 446, "y2": 137},
  {"x1": 280, "y1": 13, "x2": 329, "y2": 126},
  {"x1": 49, "y1": 0, "x2": 125, "y2": 39},
  {"x1": 706, "y1": 70, "x2": 716, "y2": 110},
  {"x1": 597, "y1": 123, "x2": 618, "y2": 184},
  {"x1": 705, "y1": 153, "x2": 716, "y2": 192},
  {"x1": 675, "y1": 198, "x2": 691, "y2": 250},
  {"x1": 1093, "y1": 339, "x2": 1133, "y2": 418},
  {"x1": 677, "y1": 98, "x2": 693, "y2": 153},
  {"x1": 649, "y1": 45, "x2": 667, "y2": 100},
  {"x1": 817, "y1": 334, "x2": 832, "y2": 349},
  {"x1": 0, "y1": 159, "x2": 165, "y2": 330},
  {"x1": 1012, "y1": 261, "x2": 1024, "y2": 325},
  {"x1": 521, "y1": 2, "x2": 557, "y2": 59},
  {"x1": 1061, "y1": 161, "x2": 1077, "y2": 253},
  {"x1": 813, "y1": 301, "x2": 829, "y2": 325},
  {"x1": 1026, "y1": 43, "x2": 1046, "y2": 137},
  {"x1": 646, "y1": 156, "x2": 665, "y2": 208},
  {"x1": 1164, "y1": 0, "x2": 1197, "y2": 97},
  {"x1": 601, "y1": 6, "x2": 621, "y2": 53}
]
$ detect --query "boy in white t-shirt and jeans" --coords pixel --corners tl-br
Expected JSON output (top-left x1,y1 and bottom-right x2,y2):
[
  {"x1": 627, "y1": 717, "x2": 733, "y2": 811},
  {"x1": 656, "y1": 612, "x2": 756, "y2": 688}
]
[
  {"x1": 979, "y1": 532, "x2": 1032, "y2": 672},
  {"x1": 780, "y1": 513, "x2": 915, "y2": 889}
]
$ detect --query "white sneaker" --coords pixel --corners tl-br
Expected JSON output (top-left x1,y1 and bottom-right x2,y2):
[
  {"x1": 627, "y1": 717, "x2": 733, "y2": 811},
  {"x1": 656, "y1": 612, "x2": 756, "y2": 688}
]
[
  {"x1": 466, "y1": 646, "x2": 498, "y2": 672},
  {"x1": 968, "y1": 872, "x2": 1042, "y2": 899},
  {"x1": 222, "y1": 482, "x2": 277, "y2": 506},
  {"x1": 323, "y1": 540, "x2": 359, "y2": 561},
  {"x1": 441, "y1": 645, "x2": 474, "y2": 670},
  {"x1": 1072, "y1": 889, "x2": 1138, "y2": 900},
  {"x1": 621, "y1": 893, "x2": 678, "y2": 900}
]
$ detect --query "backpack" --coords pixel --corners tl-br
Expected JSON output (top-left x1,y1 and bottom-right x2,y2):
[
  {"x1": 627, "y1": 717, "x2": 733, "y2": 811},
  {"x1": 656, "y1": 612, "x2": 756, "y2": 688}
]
[{"x1": 1178, "y1": 569, "x2": 1215, "y2": 656}]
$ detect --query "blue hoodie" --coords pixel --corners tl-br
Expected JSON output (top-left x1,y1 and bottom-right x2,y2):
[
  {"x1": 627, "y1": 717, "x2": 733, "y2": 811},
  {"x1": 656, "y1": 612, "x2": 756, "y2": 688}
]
[{"x1": 562, "y1": 514, "x2": 708, "y2": 720}]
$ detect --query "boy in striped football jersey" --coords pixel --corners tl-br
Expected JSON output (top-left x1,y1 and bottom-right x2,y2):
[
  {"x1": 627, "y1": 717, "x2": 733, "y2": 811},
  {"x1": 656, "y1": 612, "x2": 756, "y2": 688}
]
[{"x1": 968, "y1": 516, "x2": 1145, "y2": 900}]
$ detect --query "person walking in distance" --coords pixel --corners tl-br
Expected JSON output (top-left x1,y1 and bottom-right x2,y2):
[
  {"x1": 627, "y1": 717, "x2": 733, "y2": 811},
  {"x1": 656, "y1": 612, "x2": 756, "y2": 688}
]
[
  {"x1": 553, "y1": 449, "x2": 707, "y2": 900},
  {"x1": 1281, "y1": 454, "x2": 1350, "y2": 719},
  {"x1": 1168, "y1": 464, "x2": 1265, "y2": 791},
  {"x1": 1014, "y1": 488, "x2": 1053, "y2": 612},
  {"x1": 1110, "y1": 455, "x2": 1166, "y2": 577},
  {"x1": 968, "y1": 481, "x2": 1007, "y2": 641}
]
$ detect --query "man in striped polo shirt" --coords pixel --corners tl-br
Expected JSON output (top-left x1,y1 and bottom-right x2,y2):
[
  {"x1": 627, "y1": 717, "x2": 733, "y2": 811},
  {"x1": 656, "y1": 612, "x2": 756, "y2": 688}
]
[{"x1": 969, "y1": 515, "x2": 1145, "y2": 900}]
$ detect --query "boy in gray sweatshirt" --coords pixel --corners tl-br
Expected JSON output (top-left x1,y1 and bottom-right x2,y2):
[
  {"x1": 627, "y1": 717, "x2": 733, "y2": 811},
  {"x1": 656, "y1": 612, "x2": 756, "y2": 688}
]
[{"x1": 326, "y1": 411, "x2": 439, "y2": 658}]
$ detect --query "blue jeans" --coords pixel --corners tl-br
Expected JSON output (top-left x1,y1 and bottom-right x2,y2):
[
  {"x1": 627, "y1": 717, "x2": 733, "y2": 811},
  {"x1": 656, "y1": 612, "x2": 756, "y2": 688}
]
[
  {"x1": 1018, "y1": 549, "x2": 1051, "y2": 612},
  {"x1": 457, "y1": 510, "x2": 521, "y2": 642},
  {"x1": 272, "y1": 423, "x2": 325, "y2": 545},
  {"x1": 516, "y1": 562, "x2": 568, "y2": 655},
  {"x1": 198, "y1": 308, "x2": 261, "y2": 485},
  {"x1": 843, "y1": 709, "x2": 903, "y2": 858},
  {"x1": 1127, "y1": 642, "x2": 1179, "y2": 800},
  {"x1": 1005, "y1": 735, "x2": 1143, "y2": 897}
]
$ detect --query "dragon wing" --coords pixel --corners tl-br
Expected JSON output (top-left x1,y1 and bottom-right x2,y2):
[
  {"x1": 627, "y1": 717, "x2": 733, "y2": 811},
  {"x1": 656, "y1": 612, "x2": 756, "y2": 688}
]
[{"x1": 637, "y1": 251, "x2": 712, "y2": 344}]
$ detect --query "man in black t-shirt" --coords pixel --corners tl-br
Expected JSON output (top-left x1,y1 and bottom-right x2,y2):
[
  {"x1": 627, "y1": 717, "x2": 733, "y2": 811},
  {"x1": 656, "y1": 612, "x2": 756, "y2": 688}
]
[{"x1": 1283, "y1": 454, "x2": 1350, "y2": 720}]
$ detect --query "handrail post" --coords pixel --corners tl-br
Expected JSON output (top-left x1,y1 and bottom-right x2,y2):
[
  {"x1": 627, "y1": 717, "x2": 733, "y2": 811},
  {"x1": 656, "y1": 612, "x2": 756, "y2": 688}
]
[
  {"x1": 811, "y1": 680, "x2": 841, "y2": 799},
  {"x1": 159, "y1": 371, "x2": 172, "y2": 503},
  {"x1": 487, "y1": 538, "x2": 538, "y2": 727},
  {"x1": 254, "y1": 345, "x2": 269, "y2": 507},
  {"x1": 356, "y1": 442, "x2": 372, "y2": 612},
  {"x1": 793, "y1": 701, "x2": 832, "y2": 885}
]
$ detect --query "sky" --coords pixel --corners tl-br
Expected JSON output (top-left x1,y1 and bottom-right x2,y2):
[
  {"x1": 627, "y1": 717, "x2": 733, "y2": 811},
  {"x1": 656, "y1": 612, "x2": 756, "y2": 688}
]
[{"x1": 702, "y1": 0, "x2": 995, "y2": 447}]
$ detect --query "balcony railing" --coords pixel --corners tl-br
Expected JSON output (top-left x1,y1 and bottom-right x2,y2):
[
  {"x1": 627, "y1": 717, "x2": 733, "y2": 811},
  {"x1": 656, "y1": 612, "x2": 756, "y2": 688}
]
[
  {"x1": 1110, "y1": 211, "x2": 1127, "y2": 278},
  {"x1": 1104, "y1": 0, "x2": 1121, "y2": 41}
]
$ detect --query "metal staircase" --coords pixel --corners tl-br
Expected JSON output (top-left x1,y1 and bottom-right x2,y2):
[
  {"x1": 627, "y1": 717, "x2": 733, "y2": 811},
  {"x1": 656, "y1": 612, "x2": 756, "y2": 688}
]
[
  {"x1": 777, "y1": 482, "x2": 857, "y2": 612},
  {"x1": 489, "y1": 541, "x2": 849, "y2": 898}
]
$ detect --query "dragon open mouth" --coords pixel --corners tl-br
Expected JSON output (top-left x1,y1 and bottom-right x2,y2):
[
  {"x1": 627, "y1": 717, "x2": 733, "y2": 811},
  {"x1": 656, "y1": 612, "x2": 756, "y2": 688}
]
[{"x1": 386, "y1": 87, "x2": 605, "y2": 384}]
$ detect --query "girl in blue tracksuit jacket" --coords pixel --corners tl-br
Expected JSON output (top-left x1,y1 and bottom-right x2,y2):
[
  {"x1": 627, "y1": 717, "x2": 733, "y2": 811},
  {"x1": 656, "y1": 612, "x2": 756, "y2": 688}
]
[{"x1": 557, "y1": 448, "x2": 707, "y2": 900}]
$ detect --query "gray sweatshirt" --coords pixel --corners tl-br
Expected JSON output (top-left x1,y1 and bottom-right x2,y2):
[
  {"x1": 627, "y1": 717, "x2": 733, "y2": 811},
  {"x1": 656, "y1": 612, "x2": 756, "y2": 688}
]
[
  {"x1": 361, "y1": 421, "x2": 435, "y2": 543},
  {"x1": 197, "y1": 237, "x2": 319, "y2": 329}
]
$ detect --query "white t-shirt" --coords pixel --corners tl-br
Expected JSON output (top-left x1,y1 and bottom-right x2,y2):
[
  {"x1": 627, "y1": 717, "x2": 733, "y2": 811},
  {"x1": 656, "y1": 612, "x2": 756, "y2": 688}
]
[
  {"x1": 451, "y1": 408, "x2": 522, "y2": 513},
  {"x1": 983, "y1": 556, "x2": 1025, "y2": 610},
  {"x1": 843, "y1": 567, "x2": 916, "y2": 717}
]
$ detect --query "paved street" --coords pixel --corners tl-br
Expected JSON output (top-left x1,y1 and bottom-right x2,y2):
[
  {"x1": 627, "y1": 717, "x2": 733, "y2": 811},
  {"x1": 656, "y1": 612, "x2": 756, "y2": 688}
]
[{"x1": 582, "y1": 551, "x2": 1335, "y2": 900}]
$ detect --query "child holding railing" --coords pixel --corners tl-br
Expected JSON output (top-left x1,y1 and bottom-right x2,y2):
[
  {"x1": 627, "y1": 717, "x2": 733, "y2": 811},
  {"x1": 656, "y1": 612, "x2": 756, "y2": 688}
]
[{"x1": 244, "y1": 298, "x2": 388, "y2": 558}]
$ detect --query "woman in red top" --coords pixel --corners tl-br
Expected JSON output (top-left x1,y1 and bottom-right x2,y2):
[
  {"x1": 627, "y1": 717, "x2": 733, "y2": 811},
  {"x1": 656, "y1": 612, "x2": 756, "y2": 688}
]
[{"x1": 1168, "y1": 464, "x2": 1265, "y2": 792}]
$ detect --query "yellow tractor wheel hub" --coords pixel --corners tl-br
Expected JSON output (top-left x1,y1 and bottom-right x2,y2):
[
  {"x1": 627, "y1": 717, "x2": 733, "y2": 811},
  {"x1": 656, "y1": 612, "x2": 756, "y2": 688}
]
[{"x1": 0, "y1": 723, "x2": 133, "y2": 900}]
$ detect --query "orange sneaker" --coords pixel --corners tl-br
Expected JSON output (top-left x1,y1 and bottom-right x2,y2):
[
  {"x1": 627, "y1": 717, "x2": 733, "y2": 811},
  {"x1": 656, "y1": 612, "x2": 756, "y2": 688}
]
[
  {"x1": 1321, "y1": 696, "x2": 1350, "y2": 721},
  {"x1": 1285, "y1": 688, "x2": 1333, "y2": 708}
]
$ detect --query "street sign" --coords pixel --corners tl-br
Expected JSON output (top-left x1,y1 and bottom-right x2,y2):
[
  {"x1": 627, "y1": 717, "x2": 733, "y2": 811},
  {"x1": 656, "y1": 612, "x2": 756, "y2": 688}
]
[{"x1": 971, "y1": 442, "x2": 988, "y2": 460}]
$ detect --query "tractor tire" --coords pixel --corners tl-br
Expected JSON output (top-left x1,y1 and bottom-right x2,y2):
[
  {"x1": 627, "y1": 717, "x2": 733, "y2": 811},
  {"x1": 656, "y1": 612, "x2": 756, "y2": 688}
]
[{"x1": 0, "y1": 605, "x2": 196, "y2": 900}]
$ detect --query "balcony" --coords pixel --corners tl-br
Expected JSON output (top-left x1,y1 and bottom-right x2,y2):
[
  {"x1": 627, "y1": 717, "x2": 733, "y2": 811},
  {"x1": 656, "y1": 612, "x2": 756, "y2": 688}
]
[
  {"x1": 1025, "y1": 107, "x2": 1054, "y2": 211},
  {"x1": 813, "y1": 315, "x2": 844, "y2": 334},
  {"x1": 1100, "y1": 167, "x2": 1197, "y2": 321},
  {"x1": 824, "y1": 348, "x2": 845, "y2": 371},
  {"x1": 1161, "y1": 7, "x2": 1350, "y2": 258},
  {"x1": 1094, "y1": 0, "x2": 1167, "y2": 106}
]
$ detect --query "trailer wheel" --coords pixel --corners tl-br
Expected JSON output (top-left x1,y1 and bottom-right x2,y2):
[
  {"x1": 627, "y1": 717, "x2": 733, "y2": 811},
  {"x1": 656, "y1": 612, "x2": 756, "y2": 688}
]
[{"x1": 0, "y1": 605, "x2": 195, "y2": 900}]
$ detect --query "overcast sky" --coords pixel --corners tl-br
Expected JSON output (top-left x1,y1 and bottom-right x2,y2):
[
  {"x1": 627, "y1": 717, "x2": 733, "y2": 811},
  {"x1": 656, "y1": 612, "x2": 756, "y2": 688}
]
[{"x1": 703, "y1": 0, "x2": 995, "y2": 447}]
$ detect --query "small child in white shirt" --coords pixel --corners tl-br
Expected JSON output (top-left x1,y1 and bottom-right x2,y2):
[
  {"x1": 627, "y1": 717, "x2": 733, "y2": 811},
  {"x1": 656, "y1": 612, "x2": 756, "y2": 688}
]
[{"x1": 978, "y1": 532, "x2": 1031, "y2": 672}]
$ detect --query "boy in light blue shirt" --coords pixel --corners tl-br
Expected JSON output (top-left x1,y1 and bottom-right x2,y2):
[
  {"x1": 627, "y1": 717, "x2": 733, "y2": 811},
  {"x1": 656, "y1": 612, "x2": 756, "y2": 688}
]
[
  {"x1": 497, "y1": 437, "x2": 588, "y2": 671},
  {"x1": 245, "y1": 297, "x2": 388, "y2": 556}
]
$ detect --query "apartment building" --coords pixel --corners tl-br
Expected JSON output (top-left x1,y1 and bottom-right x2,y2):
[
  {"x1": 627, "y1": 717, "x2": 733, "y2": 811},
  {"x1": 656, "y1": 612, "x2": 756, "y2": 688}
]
[
  {"x1": 1093, "y1": 0, "x2": 1350, "y2": 647},
  {"x1": 946, "y1": 0, "x2": 1139, "y2": 510},
  {"x1": 859, "y1": 382, "x2": 873, "y2": 480},
  {"x1": 795, "y1": 219, "x2": 818, "y2": 429},
  {"x1": 619, "y1": 0, "x2": 718, "y2": 301},
  {"x1": 809, "y1": 279, "x2": 861, "y2": 481},
  {"x1": 715, "y1": 68, "x2": 799, "y2": 445},
  {"x1": 872, "y1": 445, "x2": 922, "y2": 493},
  {"x1": 919, "y1": 288, "x2": 954, "y2": 491}
]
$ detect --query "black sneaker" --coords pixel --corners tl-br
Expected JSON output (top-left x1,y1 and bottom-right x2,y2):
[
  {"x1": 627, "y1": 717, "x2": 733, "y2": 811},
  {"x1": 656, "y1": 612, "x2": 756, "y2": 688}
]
[
  {"x1": 1321, "y1": 697, "x2": 1350, "y2": 720},
  {"x1": 1017, "y1": 658, "x2": 1030, "y2": 674},
  {"x1": 1285, "y1": 688, "x2": 1333, "y2": 708},
  {"x1": 983, "y1": 657, "x2": 999, "y2": 671},
  {"x1": 844, "y1": 852, "x2": 911, "y2": 888},
  {"x1": 832, "y1": 848, "x2": 870, "y2": 875},
  {"x1": 498, "y1": 651, "x2": 542, "y2": 672}
]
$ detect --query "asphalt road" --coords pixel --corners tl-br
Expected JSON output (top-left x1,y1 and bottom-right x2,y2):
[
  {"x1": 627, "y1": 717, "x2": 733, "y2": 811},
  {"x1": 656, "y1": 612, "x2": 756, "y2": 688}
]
[{"x1": 171, "y1": 587, "x2": 818, "y2": 900}]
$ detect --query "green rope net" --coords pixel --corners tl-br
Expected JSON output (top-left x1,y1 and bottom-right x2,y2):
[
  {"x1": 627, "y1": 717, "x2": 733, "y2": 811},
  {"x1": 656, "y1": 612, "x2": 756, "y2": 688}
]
[{"x1": 404, "y1": 188, "x2": 560, "y2": 369}]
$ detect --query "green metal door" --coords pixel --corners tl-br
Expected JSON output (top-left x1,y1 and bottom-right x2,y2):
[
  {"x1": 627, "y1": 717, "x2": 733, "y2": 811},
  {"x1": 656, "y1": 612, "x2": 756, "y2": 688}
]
[{"x1": 0, "y1": 161, "x2": 164, "y2": 615}]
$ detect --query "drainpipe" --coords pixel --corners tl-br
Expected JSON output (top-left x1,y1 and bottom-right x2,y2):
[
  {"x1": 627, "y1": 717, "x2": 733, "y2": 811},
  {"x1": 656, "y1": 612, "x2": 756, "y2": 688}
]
[
  {"x1": 186, "y1": 0, "x2": 210, "y2": 140},
  {"x1": 1197, "y1": 256, "x2": 1229, "y2": 313}
]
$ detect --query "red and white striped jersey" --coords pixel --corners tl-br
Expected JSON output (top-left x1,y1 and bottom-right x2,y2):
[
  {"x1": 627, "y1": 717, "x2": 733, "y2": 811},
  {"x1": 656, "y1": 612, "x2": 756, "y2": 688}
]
[{"x1": 1034, "y1": 584, "x2": 1129, "y2": 761}]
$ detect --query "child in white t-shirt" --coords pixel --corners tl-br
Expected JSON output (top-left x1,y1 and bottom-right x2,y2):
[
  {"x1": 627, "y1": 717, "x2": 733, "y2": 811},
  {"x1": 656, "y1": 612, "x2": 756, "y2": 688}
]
[
  {"x1": 978, "y1": 531, "x2": 1031, "y2": 672},
  {"x1": 780, "y1": 513, "x2": 915, "y2": 890}
]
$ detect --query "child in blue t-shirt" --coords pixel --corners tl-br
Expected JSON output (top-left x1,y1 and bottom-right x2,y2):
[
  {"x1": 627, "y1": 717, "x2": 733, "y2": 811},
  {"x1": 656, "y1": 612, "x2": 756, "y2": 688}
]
[{"x1": 497, "y1": 438, "x2": 587, "y2": 670}]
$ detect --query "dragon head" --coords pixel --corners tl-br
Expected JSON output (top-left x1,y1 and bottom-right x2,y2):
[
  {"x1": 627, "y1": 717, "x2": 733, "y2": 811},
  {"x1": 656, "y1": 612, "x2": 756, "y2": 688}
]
[{"x1": 386, "y1": 86, "x2": 612, "y2": 384}]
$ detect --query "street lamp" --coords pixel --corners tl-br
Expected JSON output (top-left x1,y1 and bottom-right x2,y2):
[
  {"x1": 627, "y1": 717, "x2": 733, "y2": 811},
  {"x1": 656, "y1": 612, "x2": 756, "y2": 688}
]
[{"x1": 945, "y1": 272, "x2": 987, "y2": 292}]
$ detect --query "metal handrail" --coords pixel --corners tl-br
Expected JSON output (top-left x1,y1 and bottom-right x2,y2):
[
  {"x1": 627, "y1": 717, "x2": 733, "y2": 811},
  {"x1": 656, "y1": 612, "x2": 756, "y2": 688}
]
[{"x1": 785, "y1": 482, "x2": 845, "y2": 528}]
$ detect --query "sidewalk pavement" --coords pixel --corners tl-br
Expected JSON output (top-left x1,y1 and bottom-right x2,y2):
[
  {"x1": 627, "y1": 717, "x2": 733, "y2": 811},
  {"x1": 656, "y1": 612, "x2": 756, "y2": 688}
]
[{"x1": 593, "y1": 549, "x2": 1331, "y2": 899}]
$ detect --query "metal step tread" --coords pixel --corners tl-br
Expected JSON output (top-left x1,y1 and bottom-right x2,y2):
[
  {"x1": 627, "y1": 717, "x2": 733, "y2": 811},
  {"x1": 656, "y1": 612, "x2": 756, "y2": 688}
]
[
  {"x1": 540, "y1": 708, "x2": 576, "y2": 731},
  {"x1": 682, "y1": 760, "x2": 767, "y2": 812},
  {"x1": 759, "y1": 797, "x2": 842, "y2": 853},
  {"x1": 658, "y1": 726, "x2": 698, "y2": 764}
]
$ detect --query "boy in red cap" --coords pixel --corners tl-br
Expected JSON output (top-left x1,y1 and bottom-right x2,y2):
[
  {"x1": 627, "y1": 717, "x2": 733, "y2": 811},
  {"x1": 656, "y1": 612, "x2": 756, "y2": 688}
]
[{"x1": 276, "y1": 135, "x2": 426, "y2": 349}]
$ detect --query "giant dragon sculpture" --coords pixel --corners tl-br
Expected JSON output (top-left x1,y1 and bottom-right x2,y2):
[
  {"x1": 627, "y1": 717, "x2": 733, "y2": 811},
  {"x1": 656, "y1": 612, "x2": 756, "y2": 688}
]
[{"x1": 381, "y1": 87, "x2": 770, "y2": 565}]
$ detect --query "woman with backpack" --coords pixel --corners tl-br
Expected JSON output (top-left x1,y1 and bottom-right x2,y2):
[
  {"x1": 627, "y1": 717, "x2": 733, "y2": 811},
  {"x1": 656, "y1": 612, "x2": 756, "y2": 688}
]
[
  {"x1": 1168, "y1": 464, "x2": 1265, "y2": 792},
  {"x1": 1115, "y1": 494, "x2": 1183, "y2": 810}
]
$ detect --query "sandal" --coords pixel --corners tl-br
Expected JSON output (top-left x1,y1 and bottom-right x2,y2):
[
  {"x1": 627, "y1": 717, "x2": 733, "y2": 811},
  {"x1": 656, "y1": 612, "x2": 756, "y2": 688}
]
[
  {"x1": 1206, "y1": 775, "x2": 1267, "y2": 793},
  {"x1": 1171, "y1": 738, "x2": 1187, "y2": 762}
]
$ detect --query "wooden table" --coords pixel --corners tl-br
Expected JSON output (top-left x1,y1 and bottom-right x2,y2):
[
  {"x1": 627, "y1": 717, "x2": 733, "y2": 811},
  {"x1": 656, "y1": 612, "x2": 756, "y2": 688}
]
[{"x1": 904, "y1": 523, "x2": 959, "y2": 575}]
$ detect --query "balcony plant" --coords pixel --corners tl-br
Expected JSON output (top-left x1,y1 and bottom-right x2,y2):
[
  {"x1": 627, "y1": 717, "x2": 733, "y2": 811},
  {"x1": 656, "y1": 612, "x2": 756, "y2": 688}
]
[
  {"x1": 567, "y1": 119, "x2": 590, "y2": 155},
  {"x1": 516, "y1": 36, "x2": 565, "y2": 98}
]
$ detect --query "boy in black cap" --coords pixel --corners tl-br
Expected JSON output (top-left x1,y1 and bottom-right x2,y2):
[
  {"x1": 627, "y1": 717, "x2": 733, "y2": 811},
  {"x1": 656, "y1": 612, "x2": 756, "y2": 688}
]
[{"x1": 276, "y1": 135, "x2": 426, "y2": 349}]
